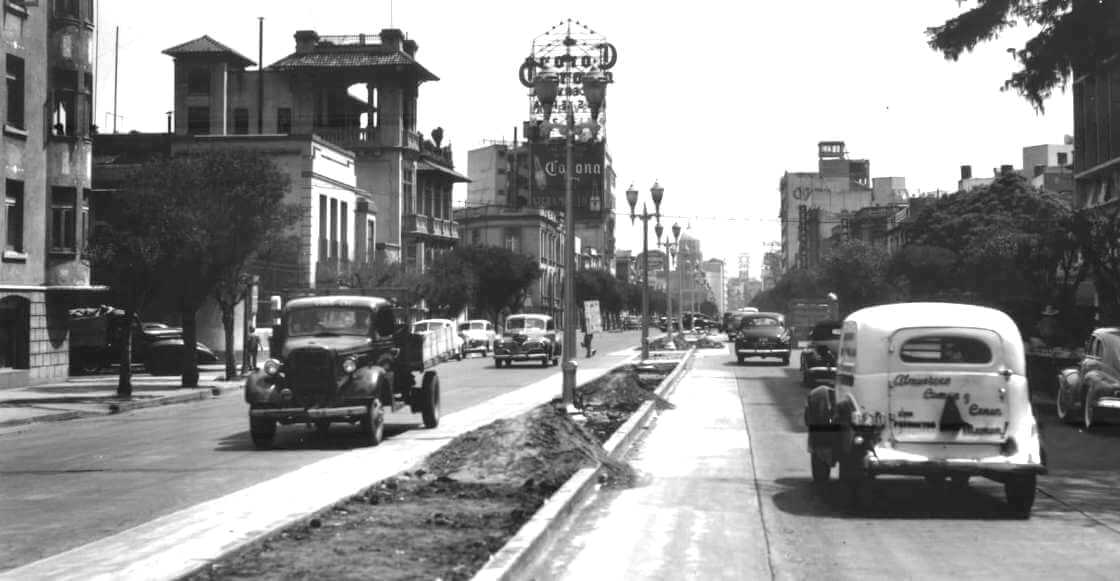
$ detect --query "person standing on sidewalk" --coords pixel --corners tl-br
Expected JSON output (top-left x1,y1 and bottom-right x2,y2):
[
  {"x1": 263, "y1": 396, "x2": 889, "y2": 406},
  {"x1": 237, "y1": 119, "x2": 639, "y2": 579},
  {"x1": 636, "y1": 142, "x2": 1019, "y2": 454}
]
[{"x1": 245, "y1": 327, "x2": 260, "y2": 373}]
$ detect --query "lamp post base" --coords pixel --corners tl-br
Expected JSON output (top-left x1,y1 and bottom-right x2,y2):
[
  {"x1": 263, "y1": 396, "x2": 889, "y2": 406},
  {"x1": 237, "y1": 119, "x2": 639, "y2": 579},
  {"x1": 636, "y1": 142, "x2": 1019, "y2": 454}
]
[{"x1": 561, "y1": 359, "x2": 578, "y2": 408}]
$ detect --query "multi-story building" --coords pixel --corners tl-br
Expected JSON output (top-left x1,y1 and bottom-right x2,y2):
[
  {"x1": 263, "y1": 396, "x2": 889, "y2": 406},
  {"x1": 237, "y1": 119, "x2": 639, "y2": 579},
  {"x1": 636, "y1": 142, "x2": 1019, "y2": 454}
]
[
  {"x1": 959, "y1": 143, "x2": 1074, "y2": 196},
  {"x1": 162, "y1": 28, "x2": 465, "y2": 275},
  {"x1": 779, "y1": 141, "x2": 904, "y2": 271},
  {"x1": 613, "y1": 249, "x2": 635, "y2": 284},
  {"x1": 703, "y1": 258, "x2": 726, "y2": 314},
  {"x1": 0, "y1": 0, "x2": 101, "y2": 385},
  {"x1": 761, "y1": 251, "x2": 782, "y2": 291},
  {"x1": 453, "y1": 204, "x2": 564, "y2": 317}
]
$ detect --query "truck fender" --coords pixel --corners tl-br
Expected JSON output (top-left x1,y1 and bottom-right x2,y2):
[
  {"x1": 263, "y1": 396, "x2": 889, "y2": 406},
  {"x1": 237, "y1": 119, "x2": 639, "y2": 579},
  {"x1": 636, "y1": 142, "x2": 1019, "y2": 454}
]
[
  {"x1": 345, "y1": 365, "x2": 392, "y2": 406},
  {"x1": 244, "y1": 370, "x2": 278, "y2": 404}
]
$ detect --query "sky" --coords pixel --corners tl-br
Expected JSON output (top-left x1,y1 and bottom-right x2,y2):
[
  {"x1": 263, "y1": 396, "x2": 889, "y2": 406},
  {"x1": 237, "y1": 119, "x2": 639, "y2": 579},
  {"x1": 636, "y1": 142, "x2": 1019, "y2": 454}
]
[{"x1": 93, "y1": 1, "x2": 1074, "y2": 279}]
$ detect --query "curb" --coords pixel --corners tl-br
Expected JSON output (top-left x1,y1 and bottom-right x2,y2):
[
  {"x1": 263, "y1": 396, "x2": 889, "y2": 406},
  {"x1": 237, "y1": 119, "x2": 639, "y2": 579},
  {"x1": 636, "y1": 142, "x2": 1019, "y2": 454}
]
[
  {"x1": 471, "y1": 348, "x2": 696, "y2": 581},
  {"x1": 0, "y1": 382, "x2": 243, "y2": 428}
]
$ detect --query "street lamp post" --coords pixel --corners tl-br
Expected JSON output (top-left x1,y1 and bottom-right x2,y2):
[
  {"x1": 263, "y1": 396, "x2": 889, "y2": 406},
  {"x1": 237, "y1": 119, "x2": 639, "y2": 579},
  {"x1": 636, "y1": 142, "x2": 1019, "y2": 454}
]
[
  {"x1": 657, "y1": 222, "x2": 681, "y2": 341},
  {"x1": 529, "y1": 52, "x2": 608, "y2": 409},
  {"x1": 626, "y1": 182, "x2": 664, "y2": 360}
]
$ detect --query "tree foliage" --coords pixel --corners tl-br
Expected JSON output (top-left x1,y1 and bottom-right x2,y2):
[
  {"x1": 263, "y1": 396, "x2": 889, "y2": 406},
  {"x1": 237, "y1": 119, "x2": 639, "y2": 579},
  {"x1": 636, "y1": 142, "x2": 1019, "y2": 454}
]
[
  {"x1": 422, "y1": 246, "x2": 540, "y2": 322},
  {"x1": 927, "y1": 0, "x2": 1116, "y2": 112}
]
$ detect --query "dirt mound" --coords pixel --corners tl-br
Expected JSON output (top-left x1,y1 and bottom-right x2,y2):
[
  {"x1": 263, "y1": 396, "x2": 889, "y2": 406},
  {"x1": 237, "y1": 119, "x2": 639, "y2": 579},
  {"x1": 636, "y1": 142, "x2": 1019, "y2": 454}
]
[
  {"x1": 577, "y1": 366, "x2": 674, "y2": 412},
  {"x1": 695, "y1": 336, "x2": 724, "y2": 349},
  {"x1": 648, "y1": 334, "x2": 689, "y2": 351},
  {"x1": 418, "y1": 402, "x2": 634, "y2": 491}
]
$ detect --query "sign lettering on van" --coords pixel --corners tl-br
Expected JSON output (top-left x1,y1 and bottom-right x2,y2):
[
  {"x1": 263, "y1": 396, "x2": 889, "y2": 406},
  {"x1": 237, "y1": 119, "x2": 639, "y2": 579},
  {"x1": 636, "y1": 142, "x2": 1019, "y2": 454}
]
[
  {"x1": 893, "y1": 374, "x2": 951, "y2": 387},
  {"x1": 968, "y1": 404, "x2": 1002, "y2": 416},
  {"x1": 922, "y1": 388, "x2": 958, "y2": 400}
]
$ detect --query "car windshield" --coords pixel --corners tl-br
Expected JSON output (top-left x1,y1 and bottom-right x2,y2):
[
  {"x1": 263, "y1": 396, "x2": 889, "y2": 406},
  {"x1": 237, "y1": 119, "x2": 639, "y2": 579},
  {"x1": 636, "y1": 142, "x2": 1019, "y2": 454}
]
[
  {"x1": 507, "y1": 317, "x2": 546, "y2": 331},
  {"x1": 286, "y1": 307, "x2": 371, "y2": 337},
  {"x1": 460, "y1": 322, "x2": 487, "y2": 331},
  {"x1": 741, "y1": 316, "x2": 780, "y2": 329}
]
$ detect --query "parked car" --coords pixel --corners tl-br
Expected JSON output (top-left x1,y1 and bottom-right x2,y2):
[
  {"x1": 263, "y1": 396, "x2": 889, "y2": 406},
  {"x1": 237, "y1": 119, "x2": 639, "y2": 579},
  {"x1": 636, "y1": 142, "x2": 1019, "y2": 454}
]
[
  {"x1": 732, "y1": 312, "x2": 792, "y2": 365},
  {"x1": 804, "y1": 302, "x2": 1046, "y2": 516},
  {"x1": 1056, "y1": 327, "x2": 1120, "y2": 429},
  {"x1": 800, "y1": 320, "x2": 842, "y2": 387},
  {"x1": 68, "y1": 306, "x2": 219, "y2": 375},
  {"x1": 412, "y1": 319, "x2": 465, "y2": 361},
  {"x1": 244, "y1": 295, "x2": 441, "y2": 449},
  {"x1": 458, "y1": 319, "x2": 497, "y2": 356},
  {"x1": 493, "y1": 314, "x2": 561, "y2": 368}
]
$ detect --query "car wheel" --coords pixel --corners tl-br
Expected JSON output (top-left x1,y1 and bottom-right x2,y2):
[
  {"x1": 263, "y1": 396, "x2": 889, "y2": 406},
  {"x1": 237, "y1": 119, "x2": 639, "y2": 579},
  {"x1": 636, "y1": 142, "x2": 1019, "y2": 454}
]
[
  {"x1": 250, "y1": 416, "x2": 276, "y2": 450},
  {"x1": 420, "y1": 371, "x2": 440, "y2": 429},
  {"x1": 1004, "y1": 474, "x2": 1036, "y2": 518},
  {"x1": 1084, "y1": 389, "x2": 1097, "y2": 430},
  {"x1": 1056, "y1": 377, "x2": 1078, "y2": 424},
  {"x1": 359, "y1": 402, "x2": 384, "y2": 447},
  {"x1": 313, "y1": 420, "x2": 331, "y2": 434},
  {"x1": 737, "y1": 354, "x2": 745, "y2": 365},
  {"x1": 541, "y1": 356, "x2": 550, "y2": 368},
  {"x1": 781, "y1": 354, "x2": 790, "y2": 366},
  {"x1": 950, "y1": 474, "x2": 970, "y2": 489},
  {"x1": 494, "y1": 359, "x2": 503, "y2": 368},
  {"x1": 810, "y1": 454, "x2": 830, "y2": 484}
]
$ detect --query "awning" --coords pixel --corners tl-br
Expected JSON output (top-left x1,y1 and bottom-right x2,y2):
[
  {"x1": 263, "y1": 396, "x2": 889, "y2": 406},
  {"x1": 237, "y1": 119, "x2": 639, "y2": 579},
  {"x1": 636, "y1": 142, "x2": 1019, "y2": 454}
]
[{"x1": 417, "y1": 160, "x2": 470, "y2": 183}]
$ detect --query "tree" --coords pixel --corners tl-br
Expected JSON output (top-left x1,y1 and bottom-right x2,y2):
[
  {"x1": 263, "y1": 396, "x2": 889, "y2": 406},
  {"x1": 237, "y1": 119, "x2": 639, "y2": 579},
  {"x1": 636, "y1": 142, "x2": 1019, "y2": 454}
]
[
  {"x1": 888, "y1": 244, "x2": 961, "y2": 299},
  {"x1": 817, "y1": 240, "x2": 895, "y2": 315},
  {"x1": 85, "y1": 188, "x2": 169, "y2": 397},
  {"x1": 141, "y1": 149, "x2": 292, "y2": 387},
  {"x1": 422, "y1": 246, "x2": 540, "y2": 322},
  {"x1": 1073, "y1": 203, "x2": 1120, "y2": 322},
  {"x1": 926, "y1": 0, "x2": 1116, "y2": 112}
]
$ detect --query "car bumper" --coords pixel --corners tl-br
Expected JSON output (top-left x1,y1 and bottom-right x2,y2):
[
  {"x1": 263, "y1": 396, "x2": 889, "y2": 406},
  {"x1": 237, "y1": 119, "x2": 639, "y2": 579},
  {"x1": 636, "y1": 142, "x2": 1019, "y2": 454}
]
[
  {"x1": 865, "y1": 445, "x2": 1047, "y2": 477},
  {"x1": 1091, "y1": 397, "x2": 1120, "y2": 410},
  {"x1": 494, "y1": 352, "x2": 549, "y2": 361},
  {"x1": 736, "y1": 347, "x2": 789, "y2": 356},
  {"x1": 250, "y1": 405, "x2": 366, "y2": 423}
]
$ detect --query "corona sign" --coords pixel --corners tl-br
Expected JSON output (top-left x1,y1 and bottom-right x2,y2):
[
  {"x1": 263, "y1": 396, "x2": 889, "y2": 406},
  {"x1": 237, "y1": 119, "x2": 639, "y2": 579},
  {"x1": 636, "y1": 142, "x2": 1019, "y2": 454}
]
[{"x1": 519, "y1": 19, "x2": 616, "y2": 128}]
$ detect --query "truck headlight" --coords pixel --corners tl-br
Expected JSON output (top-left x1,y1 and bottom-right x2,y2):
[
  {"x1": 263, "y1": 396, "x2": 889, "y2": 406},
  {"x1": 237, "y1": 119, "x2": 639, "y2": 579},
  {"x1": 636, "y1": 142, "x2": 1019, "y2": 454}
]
[
  {"x1": 263, "y1": 359, "x2": 282, "y2": 376},
  {"x1": 342, "y1": 357, "x2": 357, "y2": 374}
]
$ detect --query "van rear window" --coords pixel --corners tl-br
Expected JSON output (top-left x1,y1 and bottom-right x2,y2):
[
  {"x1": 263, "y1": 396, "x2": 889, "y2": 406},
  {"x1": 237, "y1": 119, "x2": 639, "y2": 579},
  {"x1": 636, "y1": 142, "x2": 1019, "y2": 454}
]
[{"x1": 900, "y1": 336, "x2": 991, "y2": 364}]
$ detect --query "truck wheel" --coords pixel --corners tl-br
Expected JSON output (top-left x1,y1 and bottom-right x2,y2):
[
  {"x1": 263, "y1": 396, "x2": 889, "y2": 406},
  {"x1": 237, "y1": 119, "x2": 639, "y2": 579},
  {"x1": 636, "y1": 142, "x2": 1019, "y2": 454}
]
[
  {"x1": 811, "y1": 454, "x2": 830, "y2": 484},
  {"x1": 420, "y1": 371, "x2": 440, "y2": 429},
  {"x1": 250, "y1": 416, "x2": 276, "y2": 450},
  {"x1": 1005, "y1": 474, "x2": 1036, "y2": 518},
  {"x1": 781, "y1": 355, "x2": 790, "y2": 366},
  {"x1": 737, "y1": 354, "x2": 745, "y2": 365},
  {"x1": 359, "y1": 402, "x2": 384, "y2": 447}
]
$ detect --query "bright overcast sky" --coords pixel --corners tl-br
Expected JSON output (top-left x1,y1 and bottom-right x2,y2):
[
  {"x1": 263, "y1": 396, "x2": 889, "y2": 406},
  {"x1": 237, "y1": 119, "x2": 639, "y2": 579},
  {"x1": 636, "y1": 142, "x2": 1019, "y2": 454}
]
[{"x1": 95, "y1": 0, "x2": 1072, "y2": 279}]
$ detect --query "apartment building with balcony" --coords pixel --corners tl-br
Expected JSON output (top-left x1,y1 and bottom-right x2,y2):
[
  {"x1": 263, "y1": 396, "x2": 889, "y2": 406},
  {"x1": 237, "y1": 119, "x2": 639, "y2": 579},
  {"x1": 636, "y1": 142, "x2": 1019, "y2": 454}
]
[
  {"x1": 1, "y1": 0, "x2": 101, "y2": 385},
  {"x1": 162, "y1": 28, "x2": 464, "y2": 276}
]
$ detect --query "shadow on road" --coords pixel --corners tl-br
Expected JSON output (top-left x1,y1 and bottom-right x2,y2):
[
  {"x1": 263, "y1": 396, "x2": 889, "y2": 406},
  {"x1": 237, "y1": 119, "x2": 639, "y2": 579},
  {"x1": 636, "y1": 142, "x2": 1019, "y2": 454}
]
[
  {"x1": 767, "y1": 476, "x2": 1031, "y2": 520},
  {"x1": 214, "y1": 423, "x2": 414, "y2": 452}
]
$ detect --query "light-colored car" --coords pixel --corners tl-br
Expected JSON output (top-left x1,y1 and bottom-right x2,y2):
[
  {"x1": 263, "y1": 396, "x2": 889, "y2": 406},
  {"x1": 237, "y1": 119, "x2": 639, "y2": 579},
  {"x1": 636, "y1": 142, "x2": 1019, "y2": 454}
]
[
  {"x1": 1057, "y1": 327, "x2": 1120, "y2": 429},
  {"x1": 804, "y1": 302, "x2": 1046, "y2": 516},
  {"x1": 412, "y1": 318, "x2": 465, "y2": 361},
  {"x1": 493, "y1": 314, "x2": 561, "y2": 368},
  {"x1": 458, "y1": 319, "x2": 496, "y2": 356}
]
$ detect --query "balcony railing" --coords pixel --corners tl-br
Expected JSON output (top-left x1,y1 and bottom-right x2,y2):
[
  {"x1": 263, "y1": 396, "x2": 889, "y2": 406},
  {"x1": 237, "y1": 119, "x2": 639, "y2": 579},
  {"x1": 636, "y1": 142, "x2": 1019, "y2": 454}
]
[{"x1": 402, "y1": 214, "x2": 459, "y2": 240}]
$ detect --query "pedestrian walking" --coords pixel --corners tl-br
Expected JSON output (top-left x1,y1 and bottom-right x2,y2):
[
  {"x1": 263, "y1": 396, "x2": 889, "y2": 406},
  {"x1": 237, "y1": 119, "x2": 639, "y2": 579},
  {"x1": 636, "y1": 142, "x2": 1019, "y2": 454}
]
[{"x1": 583, "y1": 331, "x2": 596, "y2": 358}]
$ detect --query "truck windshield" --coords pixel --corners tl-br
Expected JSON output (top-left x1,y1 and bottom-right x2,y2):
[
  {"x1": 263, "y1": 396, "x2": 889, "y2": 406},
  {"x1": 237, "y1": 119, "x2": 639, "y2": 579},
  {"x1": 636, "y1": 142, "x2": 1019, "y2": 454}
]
[
  {"x1": 507, "y1": 318, "x2": 545, "y2": 331},
  {"x1": 286, "y1": 307, "x2": 371, "y2": 337}
]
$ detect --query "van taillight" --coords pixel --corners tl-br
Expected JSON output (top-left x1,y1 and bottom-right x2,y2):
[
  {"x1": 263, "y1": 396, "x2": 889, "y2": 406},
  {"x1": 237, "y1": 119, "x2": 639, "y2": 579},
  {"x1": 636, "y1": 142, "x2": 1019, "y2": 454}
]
[{"x1": 1000, "y1": 437, "x2": 1018, "y2": 456}]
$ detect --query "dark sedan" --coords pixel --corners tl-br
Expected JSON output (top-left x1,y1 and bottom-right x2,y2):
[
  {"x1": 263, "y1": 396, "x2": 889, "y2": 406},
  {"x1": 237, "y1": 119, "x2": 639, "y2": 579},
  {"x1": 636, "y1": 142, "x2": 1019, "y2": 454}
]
[{"x1": 732, "y1": 312, "x2": 792, "y2": 365}]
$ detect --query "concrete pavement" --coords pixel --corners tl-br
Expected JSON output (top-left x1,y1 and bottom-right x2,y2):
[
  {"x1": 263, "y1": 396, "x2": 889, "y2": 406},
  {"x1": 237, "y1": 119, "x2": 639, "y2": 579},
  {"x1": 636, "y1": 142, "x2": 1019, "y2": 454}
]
[{"x1": 0, "y1": 365, "x2": 244, "y2": 429}]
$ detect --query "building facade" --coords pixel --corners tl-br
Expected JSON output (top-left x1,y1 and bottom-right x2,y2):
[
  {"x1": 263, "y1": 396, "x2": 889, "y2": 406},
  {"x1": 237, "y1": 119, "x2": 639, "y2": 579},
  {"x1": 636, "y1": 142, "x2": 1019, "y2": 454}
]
[
  {"x1": 162, "y1": 28, "x2": 463, "y2": 276},
  {"x1": 0, "y1": 0, "x2": 101, "y2": 385},
  {"x1": 453, "y1": 204, "x2": 564, "y2": 318},
  {"x1": 703, "y1": 258, "x2": 726, "y2": 314}
]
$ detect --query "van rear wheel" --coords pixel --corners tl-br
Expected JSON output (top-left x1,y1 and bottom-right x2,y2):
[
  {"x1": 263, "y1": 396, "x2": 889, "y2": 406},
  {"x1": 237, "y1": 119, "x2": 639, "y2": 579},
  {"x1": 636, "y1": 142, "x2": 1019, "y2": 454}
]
[
  {"x1": 1005, "y1": 474, "x2": 1036, "y2": 518},
  {"x1": 810, "y1": 455, "x2": 830, "y2": 484}
]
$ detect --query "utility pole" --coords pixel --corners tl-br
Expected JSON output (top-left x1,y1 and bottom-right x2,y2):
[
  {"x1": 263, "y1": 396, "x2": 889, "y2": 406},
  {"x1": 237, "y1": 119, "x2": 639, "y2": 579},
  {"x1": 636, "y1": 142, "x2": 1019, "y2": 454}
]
[
  {"x1": 113, "y1": 26, "x2": 118, "y2": 133},
  {"x1": 257, "y1": 17, "x2": 264, "y2": 134}
]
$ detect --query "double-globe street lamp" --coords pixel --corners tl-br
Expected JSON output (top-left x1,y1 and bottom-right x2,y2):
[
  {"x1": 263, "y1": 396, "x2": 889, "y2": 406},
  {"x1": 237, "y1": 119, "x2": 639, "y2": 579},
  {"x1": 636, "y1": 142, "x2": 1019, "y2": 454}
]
[
  {"x1": 626, "y1": 182, "x2": 665, "y2": 360},
  {"x1": 528, "y1": 56, "x2": 608, "y2": 409},
  {"x1": 657, "y1": 222, "x2": 682, "y2": 340}
]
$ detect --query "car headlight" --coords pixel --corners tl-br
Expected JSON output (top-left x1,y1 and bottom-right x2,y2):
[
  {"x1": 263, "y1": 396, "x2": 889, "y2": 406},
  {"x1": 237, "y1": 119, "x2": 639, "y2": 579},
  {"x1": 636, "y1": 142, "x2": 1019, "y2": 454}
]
[
  {"x1": 341, "y1": 357, "x2": 357, "y2": 374},
  {"x1": 263, "y1": 359, "x2": 282, "y2": 376}
]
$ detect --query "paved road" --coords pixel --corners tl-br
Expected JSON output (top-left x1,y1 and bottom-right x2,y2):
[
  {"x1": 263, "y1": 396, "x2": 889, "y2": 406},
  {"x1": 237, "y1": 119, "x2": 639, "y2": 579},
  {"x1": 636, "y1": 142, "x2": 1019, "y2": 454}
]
[
  {"x1": 543, "y1": 343, "x2": 1120, "y2": 580},
  {"x1": 0, "y1": 331, "x2": 643, "y2": 572}
]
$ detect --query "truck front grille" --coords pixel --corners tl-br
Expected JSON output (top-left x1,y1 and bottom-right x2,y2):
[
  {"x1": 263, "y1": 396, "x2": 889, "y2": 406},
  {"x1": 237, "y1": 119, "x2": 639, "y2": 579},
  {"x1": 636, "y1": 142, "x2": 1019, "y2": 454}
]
[{"x1": 286, "y1": 348, "x2": 335, "y2": 394}]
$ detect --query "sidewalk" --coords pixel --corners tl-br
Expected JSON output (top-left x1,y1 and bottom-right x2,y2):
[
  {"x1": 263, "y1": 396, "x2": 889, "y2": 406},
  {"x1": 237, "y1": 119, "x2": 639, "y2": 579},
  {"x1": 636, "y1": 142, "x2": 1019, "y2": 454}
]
[
  {"x1": 531, "y1": 346, "x2": 772, "y2": 580},
  {"x1": 0, "y1": 365, "x2": 244, "y2": 429}
]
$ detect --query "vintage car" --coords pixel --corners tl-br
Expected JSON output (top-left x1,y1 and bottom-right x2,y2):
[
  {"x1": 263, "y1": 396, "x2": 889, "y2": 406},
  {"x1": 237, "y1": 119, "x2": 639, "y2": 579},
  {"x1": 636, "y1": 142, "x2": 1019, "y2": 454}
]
[
  {"x1": 493, "y1": 313, "x2": 561, "y2": 368},
  {"x1": 800, "y1": 320, "x2": 842, "y2": 388},
  {"x1": 413, "y1": 318, "x2": 465, "y2": 361},
  {"x1": 69, "y1": 306, "x2": 220, "y2": 375},
  {"x1": 733, "y1": 312, "x2": 792, "y2": 365},
  {"x1": 1056, "y1": 327, "x2": 1120, "y2": 429},
  {"x1": 804, "y1": 303, "x2": 1046, "y2": 516},
  {"x1": 458, "y1": 319, "x2": 497, "y2": 356},
  {"x1": 244, "y1": 295, "x2": 441, "y2": 449}
]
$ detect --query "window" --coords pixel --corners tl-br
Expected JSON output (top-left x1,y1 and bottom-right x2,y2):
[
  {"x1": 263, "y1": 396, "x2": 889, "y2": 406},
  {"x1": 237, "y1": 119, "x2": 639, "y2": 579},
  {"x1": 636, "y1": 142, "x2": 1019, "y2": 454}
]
[
  {"x1": 187, "y1": 68, "x2": 210, "y2": 95},
  {"x1": 471, "y1": 229, "x2": 481, "y2": 245},
  {"x1": 80, "y1": 190, "x2": 90, "y2": 244},
  {"x1": 366, "y1": 218, "x2": 375, "y2": 263},
  {"x1": 340, "y1": 201, "x2": 348, "y2": 261},
  {"x1": 52, "y1": 0, "x2": 79, "y2": 18},
  {"x1": 50, "y1": 187, "x2": 77, "y2": 251},
  {"x1": 187, "y1": 106, "x2": 209, "y2": 135},
  {"x1": 1057, "y1": 152, "x2": 1069, "y2": 167},
  {"x1": 503, "y1": 228, "x2": 519, "y2": 253},
  {"x1": 5, "y1": 180, "x2": 24, "y2": 253},
  {"x1": 318, "y1": 195, "x2": 327, "y2": 260},
  {"x1": 900, "y1": 336, "x2": 992, "y2": 364},
  {"x1": 276, "y1": 107, "x2": 291, "y2": 133},
  {"x1": 5, "y1": 54, "x2": 25, "y2": 130},
  {"x1": 329, "y1": 198, "x2": 338, "y2": 259},
  {"x1": 232, "y1": 107, "x2": 249, "y2": 134},
  {"x1": 51, "y1": 68, "x2": 78, "y2": 136}
]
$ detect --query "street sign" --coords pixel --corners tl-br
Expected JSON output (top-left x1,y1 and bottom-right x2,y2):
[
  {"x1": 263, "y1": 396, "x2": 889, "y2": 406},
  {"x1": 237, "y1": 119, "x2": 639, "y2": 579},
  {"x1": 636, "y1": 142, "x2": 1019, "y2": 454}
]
[{"x1": 584, "y1": 300, "x2": 603, "y2": 334}]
